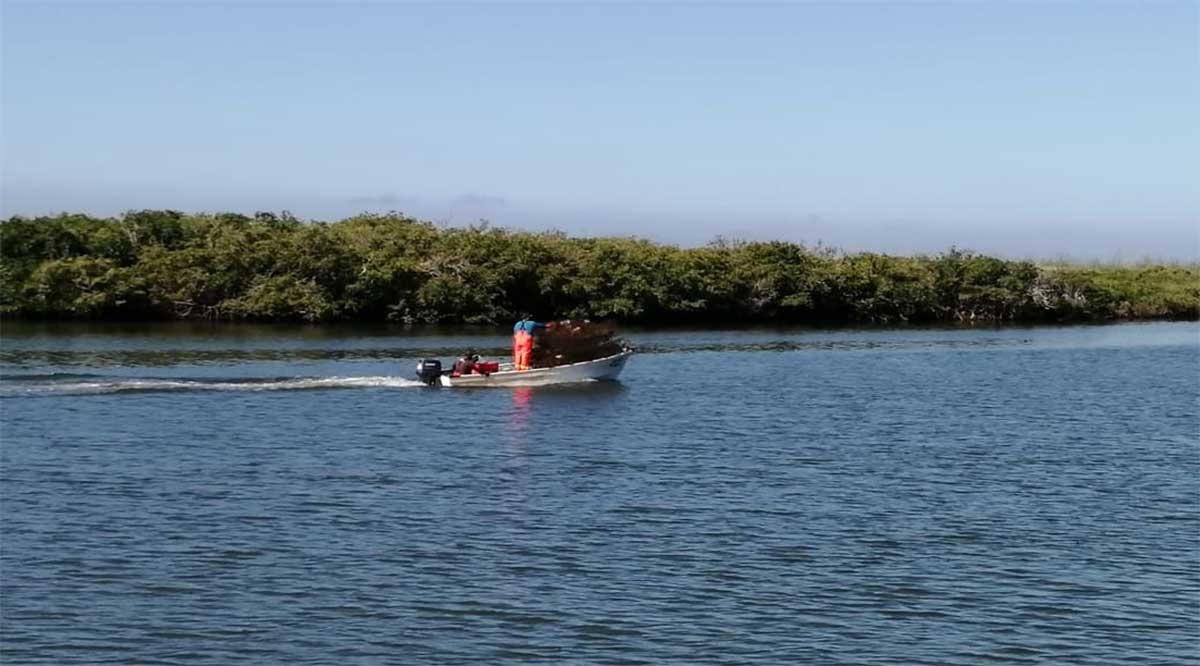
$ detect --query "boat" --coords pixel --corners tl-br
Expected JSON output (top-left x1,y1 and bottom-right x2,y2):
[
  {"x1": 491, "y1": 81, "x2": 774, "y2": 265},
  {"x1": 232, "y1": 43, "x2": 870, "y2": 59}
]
[{"x1": 416, "y1": 350, "x2": 633, "y2": 387}]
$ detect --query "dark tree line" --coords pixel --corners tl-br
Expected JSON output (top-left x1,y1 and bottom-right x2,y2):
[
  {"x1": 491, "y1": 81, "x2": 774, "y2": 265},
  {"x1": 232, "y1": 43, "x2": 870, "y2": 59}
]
[{"x1": 1, "y1": 210, "x2": 1196, "y2": 324}]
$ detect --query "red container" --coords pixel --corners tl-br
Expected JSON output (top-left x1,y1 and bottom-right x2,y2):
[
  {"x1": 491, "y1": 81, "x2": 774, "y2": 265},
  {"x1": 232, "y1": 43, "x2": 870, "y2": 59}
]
[{"x1": 473, "y1": 361, "x2": 500, "y2": 374}]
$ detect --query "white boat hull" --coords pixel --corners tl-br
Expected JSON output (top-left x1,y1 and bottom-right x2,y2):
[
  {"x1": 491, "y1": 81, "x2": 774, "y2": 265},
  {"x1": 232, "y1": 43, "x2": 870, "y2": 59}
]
[{"x1": 439, "y1": 351, "x2": 632, "y2": 387}]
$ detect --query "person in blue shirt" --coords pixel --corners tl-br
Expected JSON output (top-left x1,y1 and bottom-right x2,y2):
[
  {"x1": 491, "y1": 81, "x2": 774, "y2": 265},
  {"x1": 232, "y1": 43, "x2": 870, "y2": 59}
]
[{"x1": 512, "y1": 314, "x2": 547, "y2": 370}]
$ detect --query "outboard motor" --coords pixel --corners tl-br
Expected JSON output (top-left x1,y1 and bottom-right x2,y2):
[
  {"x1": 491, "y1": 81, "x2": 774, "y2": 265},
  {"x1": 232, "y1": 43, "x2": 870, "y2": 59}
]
[{"x1": 415, "y1": 359, "x2": 443, "y2": 386}]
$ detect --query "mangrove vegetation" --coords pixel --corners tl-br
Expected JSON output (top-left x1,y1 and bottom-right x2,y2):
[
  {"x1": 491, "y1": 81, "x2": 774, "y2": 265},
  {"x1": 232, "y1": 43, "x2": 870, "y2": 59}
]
[{"x1": 1, "y1": 210, "x2": 1196, "y2": 324}]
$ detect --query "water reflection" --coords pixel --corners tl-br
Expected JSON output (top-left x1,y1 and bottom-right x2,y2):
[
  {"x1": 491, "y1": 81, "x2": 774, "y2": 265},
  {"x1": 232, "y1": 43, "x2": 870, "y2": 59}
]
[
  {"x1": 508, "y1": 387, "x2": 534, "y2": 440},
  {"x1": 505, "y1": 383, "x2": 627, "y2": 447}
]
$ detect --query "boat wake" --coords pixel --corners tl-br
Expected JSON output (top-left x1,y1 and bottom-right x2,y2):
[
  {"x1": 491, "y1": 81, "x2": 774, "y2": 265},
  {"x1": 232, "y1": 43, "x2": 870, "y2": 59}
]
[{"x1": 0, "y1": 374, "x2": 425, "y2": 397}]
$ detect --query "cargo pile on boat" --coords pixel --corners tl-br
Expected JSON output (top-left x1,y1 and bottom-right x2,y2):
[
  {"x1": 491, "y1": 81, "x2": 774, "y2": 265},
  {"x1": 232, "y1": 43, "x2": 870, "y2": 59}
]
[{"x1": 532, "y1": 320, "x2": 626, "y2": 368}]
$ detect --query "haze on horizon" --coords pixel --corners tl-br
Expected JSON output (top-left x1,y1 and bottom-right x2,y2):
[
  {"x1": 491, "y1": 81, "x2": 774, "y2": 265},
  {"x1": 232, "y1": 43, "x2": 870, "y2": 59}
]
[{"x1": 2, "y1": 1, "x2": 1197, "y2": 261}]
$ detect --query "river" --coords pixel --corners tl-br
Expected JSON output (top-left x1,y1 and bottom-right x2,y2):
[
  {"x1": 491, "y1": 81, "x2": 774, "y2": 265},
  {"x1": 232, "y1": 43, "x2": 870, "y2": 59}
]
[{"x1": 1, "y1": 321, "x2": 1197, "y2": 664}]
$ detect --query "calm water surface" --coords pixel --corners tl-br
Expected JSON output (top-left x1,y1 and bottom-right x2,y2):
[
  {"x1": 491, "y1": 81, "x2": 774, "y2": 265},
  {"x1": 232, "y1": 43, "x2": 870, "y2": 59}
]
[{"x1": 2, "y1": 321, "x2": 1198, "y2": 664}]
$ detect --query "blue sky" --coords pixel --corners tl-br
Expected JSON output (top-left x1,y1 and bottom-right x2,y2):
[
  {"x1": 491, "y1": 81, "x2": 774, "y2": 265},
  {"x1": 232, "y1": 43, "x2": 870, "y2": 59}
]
[{"x1": 2, "y1": 1, "x2": 1197, "y2": 258}]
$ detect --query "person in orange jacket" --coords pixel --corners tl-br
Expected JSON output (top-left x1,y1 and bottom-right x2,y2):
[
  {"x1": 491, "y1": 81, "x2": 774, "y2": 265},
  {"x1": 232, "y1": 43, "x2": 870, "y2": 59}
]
[{"x1": 512, "y1": 315, "x2": 551, "y2": 370}]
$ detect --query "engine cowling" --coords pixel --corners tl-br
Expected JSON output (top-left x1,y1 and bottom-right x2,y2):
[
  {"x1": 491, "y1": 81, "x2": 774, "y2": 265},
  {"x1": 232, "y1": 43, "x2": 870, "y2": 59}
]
[{"x1": 415, "y1": 359, "x2": 443, "y2": 385}]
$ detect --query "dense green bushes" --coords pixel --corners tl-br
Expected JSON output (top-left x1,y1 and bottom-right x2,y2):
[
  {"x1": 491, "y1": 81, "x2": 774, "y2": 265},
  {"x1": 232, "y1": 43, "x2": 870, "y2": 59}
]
[{"x1": 1, "y1": 210, "x2": 1196, "y2": 323}]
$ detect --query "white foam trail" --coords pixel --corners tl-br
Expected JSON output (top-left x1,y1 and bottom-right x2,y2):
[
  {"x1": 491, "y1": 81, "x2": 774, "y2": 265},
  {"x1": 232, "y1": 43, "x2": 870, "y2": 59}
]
[{"x1": 1, "y1": 376, "x2": 425, "y2": 396}]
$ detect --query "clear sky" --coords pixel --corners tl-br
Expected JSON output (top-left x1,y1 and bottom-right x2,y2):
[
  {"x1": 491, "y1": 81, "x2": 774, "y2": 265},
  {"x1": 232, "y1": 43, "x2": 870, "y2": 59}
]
[{"x1": 2, "y1": 1, "x2": 1197, "y2": 259}]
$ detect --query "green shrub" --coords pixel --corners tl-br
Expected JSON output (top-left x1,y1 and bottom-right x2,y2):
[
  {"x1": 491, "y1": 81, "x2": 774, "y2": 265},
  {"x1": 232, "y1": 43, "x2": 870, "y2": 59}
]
[{"x1": 1, "y1": 211, "x2": 1195, "y2": 324}]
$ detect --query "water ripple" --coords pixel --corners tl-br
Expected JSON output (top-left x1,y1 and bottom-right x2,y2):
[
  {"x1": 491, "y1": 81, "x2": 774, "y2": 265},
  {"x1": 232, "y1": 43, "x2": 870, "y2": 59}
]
[{"x1": 1, "y1": 322, "x2": 1197, "y2": 665}]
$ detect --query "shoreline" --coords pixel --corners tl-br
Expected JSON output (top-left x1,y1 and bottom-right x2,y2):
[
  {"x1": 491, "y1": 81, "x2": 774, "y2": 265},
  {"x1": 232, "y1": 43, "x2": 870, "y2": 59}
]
[{"x1": 3, "y1": 317, "x2": 1196, "y2": 336}]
